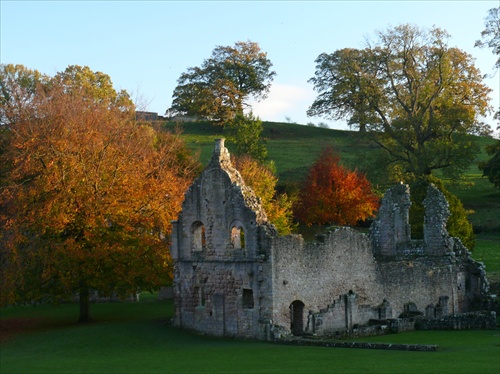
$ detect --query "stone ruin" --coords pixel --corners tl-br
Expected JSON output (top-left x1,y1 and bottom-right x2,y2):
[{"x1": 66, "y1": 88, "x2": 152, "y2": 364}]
[{"x1": 170, "y1": 139, "x2": 494, "y2": 340}]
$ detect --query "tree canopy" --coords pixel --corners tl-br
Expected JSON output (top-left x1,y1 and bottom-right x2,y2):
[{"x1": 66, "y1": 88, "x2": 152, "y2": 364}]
[
  {"x1": 168, "y1": 41, "x2": 276, "y2": 125},
  {"x1": 475, "y1": 7, "x2": 500, "y2": 71},
  {"x1": 0, "y1": 65, "x2": 199, "y2": 321},
  {"x1": 479, "y1": 140, "x2": 500, "y2": 188},
  {"x1": 0, "y1": 64, "x2": 50, "y2": 127},
  {"x1": 225, "y1": 112, "x2": 268, "y2": 162},
  {"x1": 232, "y1": 154, "x2": 295, "y2": 235},
  {"x1": 294, "y1": 147, "x2": 379, "y2": 226},
  {"x1": 307, "y1": 24, "x2": 493, "y2": 182}
]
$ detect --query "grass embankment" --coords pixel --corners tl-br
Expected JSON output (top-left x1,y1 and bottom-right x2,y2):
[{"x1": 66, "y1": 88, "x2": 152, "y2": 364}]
[
  {"x1": 1, "y1": 297, "x2": 499, "y2": 374},
  {"x1": 168, "y1": 121, "x2": 499, "y2": 234}
]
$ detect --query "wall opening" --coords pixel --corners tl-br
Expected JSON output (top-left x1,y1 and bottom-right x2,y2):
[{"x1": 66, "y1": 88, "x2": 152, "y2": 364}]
[
  {"x1": 192, "y1": 221, "x2": 206, "y2": 251},
  {"x1": 290, "y1": 300, "x2": 305, "y2": 336},
  {"x1": 231, "y1": 224, "x2": 245, "y2": 249},
  {"x1": 242, "y1": 288, "x2": 254, "y2": 309}
]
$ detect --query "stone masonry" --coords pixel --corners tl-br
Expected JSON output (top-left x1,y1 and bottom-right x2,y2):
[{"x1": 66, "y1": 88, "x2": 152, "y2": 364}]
[{"x1": 170, "y1": 139, "x2": 493, "y2": 340}]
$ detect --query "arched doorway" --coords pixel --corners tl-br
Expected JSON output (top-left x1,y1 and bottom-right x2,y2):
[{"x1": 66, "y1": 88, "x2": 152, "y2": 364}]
[{"x1": 290, "y1": 300, "x2": 305, "y2": 336}]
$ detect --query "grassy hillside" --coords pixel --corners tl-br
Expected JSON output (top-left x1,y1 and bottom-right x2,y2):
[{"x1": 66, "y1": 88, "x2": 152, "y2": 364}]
[{"x1": 164, "y1": 120, "x2": 499, "y2": 234}]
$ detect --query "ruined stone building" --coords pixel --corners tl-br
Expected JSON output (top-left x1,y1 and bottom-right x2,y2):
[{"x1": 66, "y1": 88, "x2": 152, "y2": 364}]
[{"x1": 170, "y1": 139, "x2": 492, "y2": 340}]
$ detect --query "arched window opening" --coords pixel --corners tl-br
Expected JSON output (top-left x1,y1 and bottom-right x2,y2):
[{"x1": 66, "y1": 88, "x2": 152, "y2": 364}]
[
  {"x1": 231, "y1": 225, "x2": 245, "y2": 249},
  {"x1": 192, "y1": 221, "x2": 206, "y2": 251}
]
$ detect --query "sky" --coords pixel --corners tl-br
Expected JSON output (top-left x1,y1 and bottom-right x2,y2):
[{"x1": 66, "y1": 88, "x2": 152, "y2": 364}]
[{"x1": 1, "y1": 0, "x2": 499, "y2": 131}]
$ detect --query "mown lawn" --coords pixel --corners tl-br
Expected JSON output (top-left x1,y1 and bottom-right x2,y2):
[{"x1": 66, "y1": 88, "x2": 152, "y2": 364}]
[
  {"x1": 1, "y1": 298, "x2": 499, "y2": 374},
  {"x1": 1, "y1": 122, "x2": 497, "y2": 373}
]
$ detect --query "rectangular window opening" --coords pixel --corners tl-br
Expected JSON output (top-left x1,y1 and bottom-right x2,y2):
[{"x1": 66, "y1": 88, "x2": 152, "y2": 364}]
[{"x1": 242, "y1": 288, "x2": 254, "y2": 309}]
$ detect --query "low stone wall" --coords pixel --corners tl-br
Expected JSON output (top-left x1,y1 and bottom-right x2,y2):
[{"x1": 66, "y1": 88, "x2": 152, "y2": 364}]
[
  {"x1": 277, "y1": 339, "x2": 438, "y2": 352},
  {"x1": 415, "y1": 311, "x2": 497, "y2": 330}
]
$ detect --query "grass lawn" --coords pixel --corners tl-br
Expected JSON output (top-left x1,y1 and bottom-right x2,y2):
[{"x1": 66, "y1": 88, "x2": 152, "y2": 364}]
[
  {"x1": 1, "y1": 122, "x2": 498, "y2": 373},
  {"x1": 1, "y1": 298, "x2": 499, "y2": 374}
]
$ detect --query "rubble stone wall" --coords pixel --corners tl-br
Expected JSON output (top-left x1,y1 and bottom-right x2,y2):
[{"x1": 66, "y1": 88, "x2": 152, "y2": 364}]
[{"x1": 171, "y1": 139, "x2": 493, "y2": 341}]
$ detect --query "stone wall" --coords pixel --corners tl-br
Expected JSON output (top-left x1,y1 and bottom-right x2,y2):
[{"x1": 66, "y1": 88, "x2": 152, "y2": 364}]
[
  {"x1": 269, "y1": 228, "x2": 383, "y2": 334},
  {"x1": 171, "y1": 139, "x2": 275, "y2": 340},
  {"x1": 415, "y1": 311, "x2": 496, "y2": 330},
  {"x1": 171, "y1": 139, "x2": 493, "y2": 341}
]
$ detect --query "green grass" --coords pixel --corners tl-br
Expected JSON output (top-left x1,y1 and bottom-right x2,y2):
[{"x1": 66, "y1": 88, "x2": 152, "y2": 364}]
[
  {"x1": 1, "y1": 298, "x2": 499, "y2": 374},
  {"x1": 167, "y1": 121, "x2": 499, "y2": 235}
]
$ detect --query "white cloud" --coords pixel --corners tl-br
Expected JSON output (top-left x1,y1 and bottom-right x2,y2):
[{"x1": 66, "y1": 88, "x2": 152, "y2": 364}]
[{"x1": 249, "y1": 83, "x2": 315, "y2": 123}]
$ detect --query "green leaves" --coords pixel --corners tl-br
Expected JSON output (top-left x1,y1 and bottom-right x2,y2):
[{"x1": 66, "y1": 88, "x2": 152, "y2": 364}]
[
  {"x1": 225, "y1": 112, "x2": 267, "y2": 162},
  {"x1": 169, "y1": 41, "x2": 276, "y2": 125},
  {"x1": 308, "y1": 24, "x2": 493, "y2": 183}
]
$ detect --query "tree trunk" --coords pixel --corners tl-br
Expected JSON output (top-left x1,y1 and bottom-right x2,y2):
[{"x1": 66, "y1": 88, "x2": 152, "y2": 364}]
[{"x1": 78, "y1": 284, "x2": 91, "y2": 323}]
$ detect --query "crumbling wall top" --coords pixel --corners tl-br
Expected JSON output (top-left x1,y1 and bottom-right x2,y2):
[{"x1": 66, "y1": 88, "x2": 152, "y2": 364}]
[{"x1": 205, "y1": 139, "x2": 267, "y2": 223}]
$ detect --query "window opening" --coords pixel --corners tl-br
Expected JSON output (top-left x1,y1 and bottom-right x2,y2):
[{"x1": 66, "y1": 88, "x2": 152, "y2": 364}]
[
  {"x1": 231, "y1": 225, "x2": 245, "y2": 249},
  {"x1": 242, "y1": 289, "x2": 254, "y2": 309},
  {"x1": 192, "y1": 221, "x2": 206, "y2": 251}
]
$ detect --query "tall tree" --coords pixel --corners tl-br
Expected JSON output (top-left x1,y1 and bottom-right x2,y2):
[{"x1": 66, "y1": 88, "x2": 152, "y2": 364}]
[
  {"x1": 308, "y1": 24, "x2": 492, "y2": 182},
  {"x1": 0, "y1": 67, "x2": 199, "y2": 321},
  {"x1": 475, "y1": 7, "x2": 500, "y2": 70},
  {"x1": 169, "y1": 41, "x2": 276, "y2": 125},
  {"x1": 476, "y1": 7, "x2": 500, "y2": 188},
  {"x1": 294, "y1": 147, "x2": 379, "y2": 227}
]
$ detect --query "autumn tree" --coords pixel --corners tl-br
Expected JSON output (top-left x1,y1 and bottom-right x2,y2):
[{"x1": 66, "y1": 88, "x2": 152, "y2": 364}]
[
  {"x1": 0, "y1": 67, "x2": 199, "y2": 321},
  {"x1": 52, "y1": 65, "x2": 135, "y2": 113},
  {"x1": 308, "y1": 24, "x2": 492, "y2": 182},
  {"x1": 225, "y1": 112, "x2": 268, "y2": 162},
  {"x1": 169, "y1": 41, "x2": 276, "y2": 125},
  {"x1": 294, "y1": 147, "x2": 379, "y2": 226},
  {"x1": 0, "y1": 64, "x2": 50, "y2": 127},
  {"x1": 232, "y1": 155, "x2": 295, "y2": 235}
]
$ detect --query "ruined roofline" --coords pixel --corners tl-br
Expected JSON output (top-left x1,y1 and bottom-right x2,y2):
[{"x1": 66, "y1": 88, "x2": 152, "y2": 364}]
[{"x1": 208, "y1": 138, "x2": 269, "y2": 225}]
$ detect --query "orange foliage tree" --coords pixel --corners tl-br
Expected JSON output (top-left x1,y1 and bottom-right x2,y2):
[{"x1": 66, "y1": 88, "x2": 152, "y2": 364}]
[
  {"x1": 0, "y1": 65, "x2": 199, "y2": 321},
  {"x1": 232, "y1": 154, "x2": 296, "y2": 235},
  {"x1": 294, "y1": 147, "x2": 379, "y2": 226}
]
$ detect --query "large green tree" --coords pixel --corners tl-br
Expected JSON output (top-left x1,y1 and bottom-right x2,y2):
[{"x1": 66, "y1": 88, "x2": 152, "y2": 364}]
[
  {"x1": 168, "y1": 41, "x2": 276, "y2": 125},
  {"x1": 308, "y1": 24, "x2": 492, "y2": 182},
  {"x1": 476, "y1": 7, "x2": 500, "y2": 188},
  {"x1": 475, "y1": 7, "x2": 500, "y2": 70}
]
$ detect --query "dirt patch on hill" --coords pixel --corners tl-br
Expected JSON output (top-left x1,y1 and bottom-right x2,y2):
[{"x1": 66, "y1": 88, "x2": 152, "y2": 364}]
[{"x1": 0, "y1": 318, "x2": 41, "y2": 344}]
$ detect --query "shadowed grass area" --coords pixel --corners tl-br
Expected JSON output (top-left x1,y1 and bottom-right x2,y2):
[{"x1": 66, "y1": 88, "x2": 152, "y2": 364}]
[{"x1": 1, "y1": 298, "x2": 499, "y2": 374}]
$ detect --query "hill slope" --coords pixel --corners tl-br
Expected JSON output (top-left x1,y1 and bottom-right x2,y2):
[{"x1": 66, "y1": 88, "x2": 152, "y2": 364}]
[{"x1": 163, "y1": 120, "x2": 499, "y2": 236}]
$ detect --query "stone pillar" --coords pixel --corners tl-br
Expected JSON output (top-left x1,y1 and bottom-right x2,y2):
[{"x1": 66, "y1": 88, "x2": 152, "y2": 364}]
[{"x1": 423, "y1": 184, "x2": 452, "y2": 256}]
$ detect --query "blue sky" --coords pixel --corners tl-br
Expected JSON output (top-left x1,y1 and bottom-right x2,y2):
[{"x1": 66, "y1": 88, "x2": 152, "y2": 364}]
[{"x1": 1, "y1": 0, "x2": 498, "y2": 130}]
